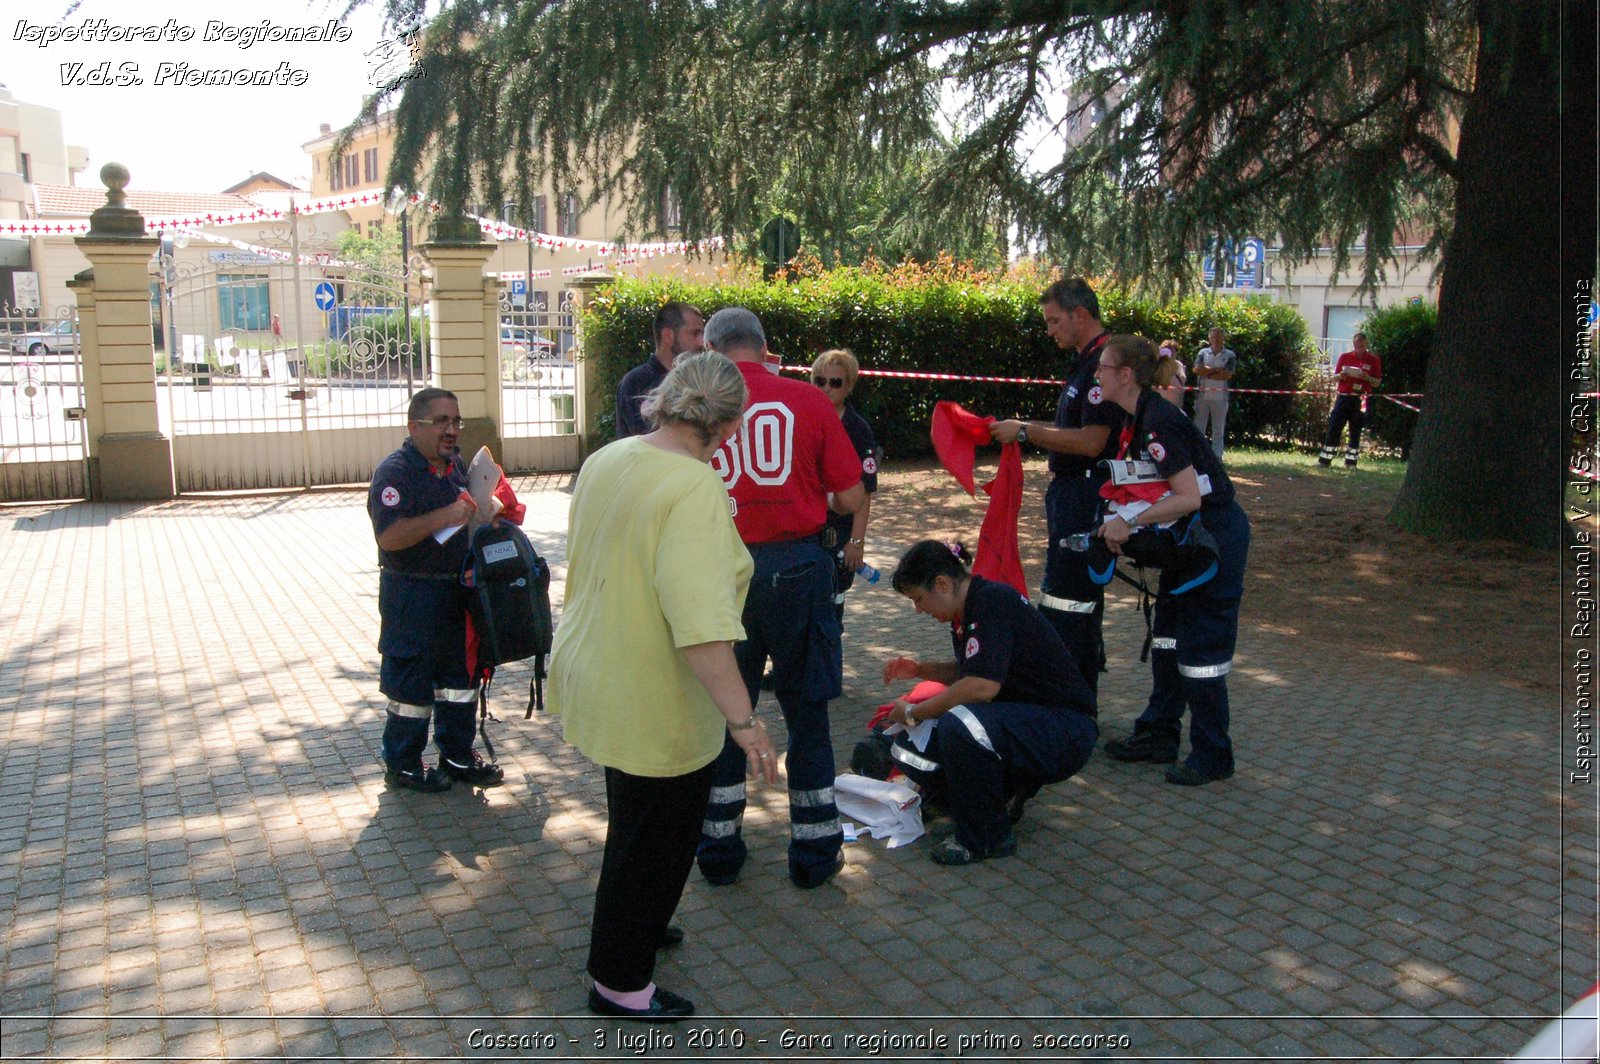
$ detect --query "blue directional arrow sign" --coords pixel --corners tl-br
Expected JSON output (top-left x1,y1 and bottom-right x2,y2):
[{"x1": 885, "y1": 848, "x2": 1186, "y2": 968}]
[{"x1": 313, "y1": 281, "x2": 336, "y2": 311}]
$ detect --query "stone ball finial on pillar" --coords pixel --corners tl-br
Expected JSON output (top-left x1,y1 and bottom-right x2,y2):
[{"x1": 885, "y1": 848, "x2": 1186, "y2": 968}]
[
  {"x1": 86, "y1": 162, "x2": 146, "y2": 239},
  {"x1": 101, "y1": 162, "x2": 130, "y2": 209}
]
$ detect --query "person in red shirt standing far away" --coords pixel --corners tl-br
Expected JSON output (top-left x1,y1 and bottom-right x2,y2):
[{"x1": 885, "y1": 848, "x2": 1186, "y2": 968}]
[{"x1": 1319, "y1": 331, "x2": 1383, "y2": 468}]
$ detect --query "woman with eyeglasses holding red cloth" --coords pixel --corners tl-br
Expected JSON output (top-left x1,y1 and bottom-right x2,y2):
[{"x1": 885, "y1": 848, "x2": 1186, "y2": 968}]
[{"x1": 812, "y1": 349, "x2": 884, "y2": 621}]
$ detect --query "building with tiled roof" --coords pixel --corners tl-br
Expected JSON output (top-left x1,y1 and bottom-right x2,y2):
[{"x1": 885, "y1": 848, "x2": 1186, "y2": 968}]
[{"x1": 31, "y1": 183, "x2": 258, "y2": 221}]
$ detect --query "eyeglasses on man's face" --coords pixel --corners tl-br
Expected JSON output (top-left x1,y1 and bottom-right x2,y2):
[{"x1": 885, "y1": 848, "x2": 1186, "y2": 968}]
[
  {"x1": 813, "y1": 375, "x2": 847, "y2": 389},
  {"x1": 416, "y1": 415, "x2": 466, "y2": 430}
]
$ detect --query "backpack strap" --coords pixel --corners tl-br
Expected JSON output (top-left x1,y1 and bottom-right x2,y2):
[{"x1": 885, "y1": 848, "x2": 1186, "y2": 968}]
[
  {"x1": 525, "y1": 653, "x2": 547, "y2": 718},
  {"x1": 477, "y1": 667, "x2": 500, "y2": 759}
]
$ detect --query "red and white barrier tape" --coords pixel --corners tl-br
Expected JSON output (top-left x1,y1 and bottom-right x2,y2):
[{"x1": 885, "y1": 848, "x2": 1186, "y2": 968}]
[
  {"x1": 780, "y1": 363, "x2": 1426, "y2": 399},
  {"x1": 1379, "y1": 394, "x2": 1421, "y2": 413}
]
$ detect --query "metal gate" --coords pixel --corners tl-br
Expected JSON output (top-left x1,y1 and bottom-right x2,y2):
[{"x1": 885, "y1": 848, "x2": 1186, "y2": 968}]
[
  {"x1": 0, "y1": 303, "x2": 87, "y2": 502},
  {"x1": 497, "y1": 286, "x2": 581, "y2": 473},
  {"x1": 160, "y1": 221, "x2": 429, "y2": 492}
]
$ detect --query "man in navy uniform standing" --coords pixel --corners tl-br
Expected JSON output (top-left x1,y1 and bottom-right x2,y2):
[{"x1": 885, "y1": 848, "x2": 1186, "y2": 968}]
[
  {"x1": 987, "y1": 278, "x2": 1122, "y2": 698},
  {"x1": 614, "y1": 302, "x2": 705, "y2": 438},
  {"x1": 368, "y1": 388, "x2": 505, "y2": 792}
]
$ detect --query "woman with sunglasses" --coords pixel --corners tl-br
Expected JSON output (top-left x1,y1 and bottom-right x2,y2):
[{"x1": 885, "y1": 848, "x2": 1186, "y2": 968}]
[
  {"x1": 1093, "y1": 335, "x2": 1251, "y2": 786},
  {"x1": 812, "y1": 349, "x2": 883, "y2": 622}
]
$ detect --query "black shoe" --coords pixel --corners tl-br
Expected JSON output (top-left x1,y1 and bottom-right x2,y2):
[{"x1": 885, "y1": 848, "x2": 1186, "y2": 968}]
[
  {"x1": 930, "y1": 834, "x2": 1017, "y2": 866},
  {"x1": 1104, "y1": 732, "x2": 1179, "y2": 764},
  {"x1": 1007, "y1": 793, "x2": 1029, "y2": 825},
  {"x1": 699, "y1": 864, "x2": 740, "y2": 887},
  {"x1": 658, "y1": 925, "x2": 685, "y2": 949},
  {"x1": 1345, "y1": 460, "x2": 1358, "y2": 469},
  {"x1": 385, "y1": 763, "x2": 452, "y2": 793},
  {"x1": 587, "y1": 985, "x2": 695, "y2": 1022},
  {"x1": 790, "y1": 853, "x2": 845, "y2": 889},
  {"x1": 1165, "y1": 762, "x2": 1234, "y2": 786},
  {"x1": 441, "y1": 754, "x2": 504, "y2": 788},
  {"x1": 1317, "y1": 457, "x2": 1332, "y2": 467}
]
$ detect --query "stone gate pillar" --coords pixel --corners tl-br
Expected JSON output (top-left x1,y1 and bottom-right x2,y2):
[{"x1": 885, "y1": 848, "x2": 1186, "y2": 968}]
[
  {"x1": 73, "y1": 164, "x2": 170, "y2": 500},
  {"x1": 567, "y1": 270, "x2": 614, "y2": 460},
  {"x1": 422, "y1": 218, "x2": 501, "y2": 461}
]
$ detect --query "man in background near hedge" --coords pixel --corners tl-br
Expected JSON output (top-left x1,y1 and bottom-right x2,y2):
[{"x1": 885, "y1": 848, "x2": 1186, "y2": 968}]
[
  {"x1": 1191, "y1": 328, "x2": 1236, "y2": 458},
  {"x1": 988, "y1": 277, "x2": 1121, "y2": 698},
  {"x1": 1318, "y1": 331, "x2": 1383, "y2": 468},
  {"x1": 614, "y1": 301, "x2": 705, "y2": 438}
]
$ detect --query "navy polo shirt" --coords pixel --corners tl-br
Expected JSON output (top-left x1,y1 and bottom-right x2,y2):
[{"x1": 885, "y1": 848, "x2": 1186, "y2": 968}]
[
  {"x1": 369, "y1": 438, "x2": 470, "y2": 574},
  {"x1": 615, "y1": 355, "x2": 670, "y2": 438},
  {"x1": 954, "y1": 576, "x2": 1096, "y2": 717},
  {"x1": 1049, "y1": 332, "x2": 1124, "y2": 478}
]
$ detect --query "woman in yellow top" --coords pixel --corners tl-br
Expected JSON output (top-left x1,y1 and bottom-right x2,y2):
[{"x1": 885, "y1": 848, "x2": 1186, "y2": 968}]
[{"x1": 550, "y1": 351, "x2": 779, "y2": 1022}]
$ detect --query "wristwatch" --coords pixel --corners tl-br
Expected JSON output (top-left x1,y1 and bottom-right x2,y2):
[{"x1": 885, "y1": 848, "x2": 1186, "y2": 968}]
[
  {"x1": 849, "y1": 537, "x2": 865, "y2": 547},
  {"x1": 729, "y1": 713, "x2": 759, "y2": 731},
  {"x1": 1015, "y1": 424, "x2": 1030, "y2": 446},
  {"x1": 903, "y1": 703, "x2": 918, "y2": 725}
]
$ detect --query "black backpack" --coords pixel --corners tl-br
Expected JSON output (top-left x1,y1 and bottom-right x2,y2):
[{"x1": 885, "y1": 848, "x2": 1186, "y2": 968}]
[{"x1": 462, "y1": 523, "x2": 554, "y2": 747}]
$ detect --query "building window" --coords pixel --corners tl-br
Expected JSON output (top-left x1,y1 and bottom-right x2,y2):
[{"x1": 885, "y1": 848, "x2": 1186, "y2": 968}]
[
  {"x1": 329, "y1": 154, "x2": 342, "y2": 191},
  {"x1": 531, "y1": 195, "x2": 548, "y2": 234},
  {"x1": 218, "y1": 274, "x2": 270, "y2": 332},
  {"x1": 346, "y1": 155, "x2": 360, "y2": 188},
  {"x1": 20, "y1": 153, "x2": 31, "y2": 184},
  {"x1": 363, "y1": 147, "x2": 379, "y2": 184},
  {"x1": 557, "y1": 192, "x2": 579, "y2": 237}
]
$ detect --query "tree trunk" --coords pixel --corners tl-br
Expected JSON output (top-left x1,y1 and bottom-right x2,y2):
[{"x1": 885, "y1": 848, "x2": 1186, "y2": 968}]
[{"x1": 1389, "y1": 0, "x2": 1594, "y2": 548}]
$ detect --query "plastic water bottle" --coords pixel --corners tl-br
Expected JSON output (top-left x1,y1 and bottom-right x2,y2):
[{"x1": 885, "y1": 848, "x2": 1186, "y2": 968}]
[
  {"x1": 856, "y1": 562, "x2": 881, "y2": 584},
  {"x1": 1063, "y1": 532, "x2": 1094, "y2": 552}
]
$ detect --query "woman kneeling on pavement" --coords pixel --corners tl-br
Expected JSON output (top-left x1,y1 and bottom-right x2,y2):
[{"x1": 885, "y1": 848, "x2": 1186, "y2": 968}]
[
  {"x1": 1095, "y1": 335, "x2": 1251, "y2": 785},
  {"x1": 881, "y1": 541, "x2": 1098, "y2": 865},
  {"x1": 549, "y1": 351, "x2": 779, "y2": 1021}
]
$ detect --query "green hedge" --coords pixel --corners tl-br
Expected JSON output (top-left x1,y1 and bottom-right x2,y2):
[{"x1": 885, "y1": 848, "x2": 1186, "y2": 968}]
[
  {"x1": 583, "y1": 270, "x2": 1319, "y2": 458},
  {"x1": 1358, "y1": 301, "x2": 1435, "y2": 457}
]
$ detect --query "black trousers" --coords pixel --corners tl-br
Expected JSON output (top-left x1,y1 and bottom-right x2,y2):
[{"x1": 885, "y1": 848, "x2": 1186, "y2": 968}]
[{"x1": 587, "y1": 761, "x2": 715, "y2": 992}]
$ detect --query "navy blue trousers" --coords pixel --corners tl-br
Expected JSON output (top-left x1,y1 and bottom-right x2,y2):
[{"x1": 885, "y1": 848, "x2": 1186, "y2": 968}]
[
  {"x1": 893, "y1": 702, "x2": 1098, "y2": 853},
  {"x1": 698, "y1": 539, "x2": 844, "y2": 885},
  {"x1": 377, "y1": 572, "x2": 476, "y2": 767},
  {"x1": 1131, "y1": 500, "x2": 1250, "y2": 776},
  {"x1": 1040, "y1": 474, "x2": 1106, "y2": 695}
]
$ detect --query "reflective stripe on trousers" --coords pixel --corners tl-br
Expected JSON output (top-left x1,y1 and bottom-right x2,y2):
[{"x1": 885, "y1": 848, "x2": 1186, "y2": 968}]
[
  {"x1": 701, "y1": 781, "x2": 747, "y2": 838},
  {"x1": 891, "y1": 744, "x2": 940, "y2": 773},
  {"x1": 1178, "y1": 659, "x2": 1232, "y2": 679},
  {"x1": 1039, "y1": 592, "x2": 1096, "y2": 614},
  {"x1": 947, "y1": 705, "x2": 997, "y2": 755},
  {"x1": 388, "y1": 699, "x2": 431, "y2": 720}
]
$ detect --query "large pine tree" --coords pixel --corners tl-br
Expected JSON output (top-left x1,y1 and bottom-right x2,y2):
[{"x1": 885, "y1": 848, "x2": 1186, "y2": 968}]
[{"x1": 364, "y1": 0, "x2": 1594, "y2": 548}]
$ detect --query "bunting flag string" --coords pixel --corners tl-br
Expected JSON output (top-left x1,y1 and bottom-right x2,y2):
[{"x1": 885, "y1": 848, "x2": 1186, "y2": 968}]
[{"x1": 7, "y1": 189, "x2": 725, "y2": 259}]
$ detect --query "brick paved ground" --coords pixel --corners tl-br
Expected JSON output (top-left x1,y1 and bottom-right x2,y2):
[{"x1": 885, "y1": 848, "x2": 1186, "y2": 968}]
[{"x1": 0, "y1": 470, "x2": 1590, "y2": 1062}]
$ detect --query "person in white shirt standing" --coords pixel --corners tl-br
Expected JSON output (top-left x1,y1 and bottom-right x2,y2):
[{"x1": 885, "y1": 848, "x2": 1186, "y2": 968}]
[{"x1": 1191, "y1": 328, "x2": 1236, "y2": 458}]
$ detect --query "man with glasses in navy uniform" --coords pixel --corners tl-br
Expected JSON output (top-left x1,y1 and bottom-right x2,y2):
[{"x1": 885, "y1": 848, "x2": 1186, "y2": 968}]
[{"x1": 368, "y1": 388, "x2": 505, "y2": 792}]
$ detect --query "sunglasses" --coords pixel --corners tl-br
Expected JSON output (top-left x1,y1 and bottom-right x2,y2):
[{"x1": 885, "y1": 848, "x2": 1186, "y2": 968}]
[{"x1": 812, "y1": 375, "x2": 847, "y2": 388}]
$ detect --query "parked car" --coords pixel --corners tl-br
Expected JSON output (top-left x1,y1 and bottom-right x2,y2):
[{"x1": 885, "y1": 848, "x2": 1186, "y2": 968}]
[
  {"x1": 10, "y1": 320, "x2": 78, "y2": 357},
  {"x1": 499, "y1": 325, "x2": 560, "y2": 364}
]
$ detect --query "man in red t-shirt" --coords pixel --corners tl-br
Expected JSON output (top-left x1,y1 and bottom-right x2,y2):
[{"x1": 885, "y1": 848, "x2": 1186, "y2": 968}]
[
  {"x1": 697, "y1": 307, "x2": 866, "y2": 890},
  {"x1": 1319, "y1": 332, "x2": 1383, "y2": 468}
]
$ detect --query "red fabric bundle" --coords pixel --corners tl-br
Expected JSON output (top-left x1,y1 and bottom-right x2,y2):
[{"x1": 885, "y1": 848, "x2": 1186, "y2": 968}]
[{"x1": 929, "y1": 402, "x2": 1028, "y2": 597}]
